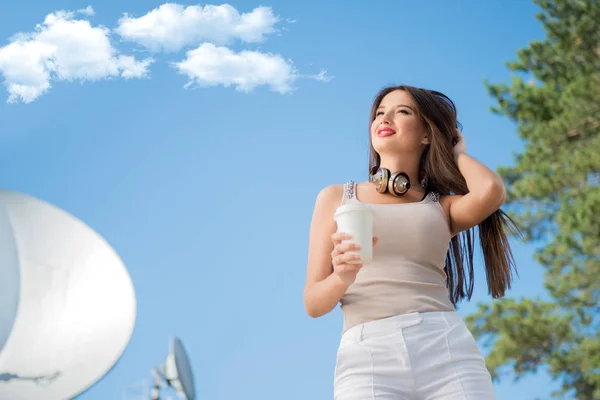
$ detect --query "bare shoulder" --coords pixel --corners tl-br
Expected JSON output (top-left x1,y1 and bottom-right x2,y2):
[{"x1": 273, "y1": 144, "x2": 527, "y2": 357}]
[
  {"x1": 314, "y1": 183, "x2": 344, "y2": 209},
  {"x1": 309, "y1": 183, "x2": 345, "y2": 233}
]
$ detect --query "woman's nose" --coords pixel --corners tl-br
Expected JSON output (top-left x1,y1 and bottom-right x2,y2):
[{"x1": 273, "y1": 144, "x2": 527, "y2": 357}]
[{"x1": 380, "y1": 112, "x2": 391, "y2": 124}]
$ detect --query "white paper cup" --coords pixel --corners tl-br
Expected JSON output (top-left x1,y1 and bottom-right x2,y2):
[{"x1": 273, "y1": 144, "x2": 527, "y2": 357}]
[{"x1": 333, "y1": 204, "x2": 374, "y2": 264}]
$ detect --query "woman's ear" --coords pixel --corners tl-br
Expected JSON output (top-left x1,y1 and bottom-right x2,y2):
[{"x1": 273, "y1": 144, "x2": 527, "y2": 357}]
[{"x1": 421, "y1": 125, "x2": 432, "y2": 145}]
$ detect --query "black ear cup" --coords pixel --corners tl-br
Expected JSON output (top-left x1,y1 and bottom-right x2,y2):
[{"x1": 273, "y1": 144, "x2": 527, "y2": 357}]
[{"x1": 388, "y1": 172, "x2": 411, "y2": 197}]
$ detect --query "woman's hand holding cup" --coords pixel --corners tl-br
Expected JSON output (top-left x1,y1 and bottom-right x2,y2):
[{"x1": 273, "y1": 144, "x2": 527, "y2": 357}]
[{"x1": 331, "y1": 232, "x2": 378, "y2": 286}]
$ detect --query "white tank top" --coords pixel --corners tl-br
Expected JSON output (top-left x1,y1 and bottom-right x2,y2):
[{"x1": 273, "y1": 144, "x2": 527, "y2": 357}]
[{"x1": 339, "y1": 181, "x2": 456, "y2": 333}]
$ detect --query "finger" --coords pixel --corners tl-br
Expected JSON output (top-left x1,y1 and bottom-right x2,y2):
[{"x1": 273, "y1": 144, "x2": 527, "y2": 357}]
[
  {"x1": 342, "y1": 253, "x2": 361, "y2": 264},
  {"x1": 337, "y1": 241, "x2": 360, "y2": 253},
  {"x1": 331, "y1": 232, "x2": 351, "y2": 245},
  {"x1": 333, "y1": 253, "x2": 361, "y2": 266},
  {"x1": 330, "y1": 246, "x2": 343, "y2": 259},
  {"x1": 331, "y1": 242, "x2": 352, "y2": 259},
  {"x1": 332, "y1": 254, "x2": 342, "y2": 266}
]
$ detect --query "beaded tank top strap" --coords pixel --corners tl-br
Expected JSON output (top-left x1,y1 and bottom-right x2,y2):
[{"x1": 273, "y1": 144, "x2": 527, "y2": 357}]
[
  {"x1": 341, "y1": 180, "x2": 359, "y2": 205},
  {"x1": 427, "y1": 191, "x2": 440, "y2": 202}
]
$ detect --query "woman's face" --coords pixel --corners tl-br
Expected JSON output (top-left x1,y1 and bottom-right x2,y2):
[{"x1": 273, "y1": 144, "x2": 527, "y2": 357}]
[{"x1": 370, "y1": 90, "x2": 429, "y2": 155}]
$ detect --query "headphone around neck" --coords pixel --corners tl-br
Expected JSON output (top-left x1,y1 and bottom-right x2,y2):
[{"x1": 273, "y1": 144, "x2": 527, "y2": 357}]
[{"x1": 369, "y1": 167, "x2": 411, "y2": 197}]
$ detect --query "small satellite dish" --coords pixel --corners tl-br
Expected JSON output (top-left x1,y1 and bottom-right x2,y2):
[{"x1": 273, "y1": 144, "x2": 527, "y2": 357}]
[
  {"x1": 150, "y1": 337, "x2": 196, "y2": 400},
  {"x1": 0, "y1": 189, "x2": 136, "y2": 400}
]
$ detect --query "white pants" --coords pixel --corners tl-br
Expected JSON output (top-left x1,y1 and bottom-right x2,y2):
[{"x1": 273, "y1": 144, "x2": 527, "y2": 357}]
[{"x1": 334, "y1": 311, "x2": 495, "y2": 400}]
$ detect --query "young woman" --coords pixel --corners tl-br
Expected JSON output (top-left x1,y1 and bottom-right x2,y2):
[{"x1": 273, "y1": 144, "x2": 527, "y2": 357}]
[{"x1": 304, "y1": 85, "x2": 518, "y2": 399}]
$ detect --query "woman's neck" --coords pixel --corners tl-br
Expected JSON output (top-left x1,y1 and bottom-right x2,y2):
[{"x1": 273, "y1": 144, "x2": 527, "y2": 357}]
[{"x1": 377, "y1": 158, "x2": 421, "y2": 188}]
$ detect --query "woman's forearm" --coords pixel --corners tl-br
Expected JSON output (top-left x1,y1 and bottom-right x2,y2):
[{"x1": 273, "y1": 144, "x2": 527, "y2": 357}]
[
  {"x1": 455, "y1": 152, "x2": 506, "y2": 203},
  {"x1": 303, "y1": 272, "x2": 349, "y2": 318}
]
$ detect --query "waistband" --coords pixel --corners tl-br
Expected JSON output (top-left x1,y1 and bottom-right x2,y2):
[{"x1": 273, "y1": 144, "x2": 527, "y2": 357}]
[{"x1": 341, "y1": 311, "x2": 462, "y2": 342}]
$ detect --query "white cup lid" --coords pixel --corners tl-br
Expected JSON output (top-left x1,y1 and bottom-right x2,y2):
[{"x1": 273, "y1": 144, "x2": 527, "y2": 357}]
[{"x1": 334, "y1": 203, "x2": 374, "y2": 220}]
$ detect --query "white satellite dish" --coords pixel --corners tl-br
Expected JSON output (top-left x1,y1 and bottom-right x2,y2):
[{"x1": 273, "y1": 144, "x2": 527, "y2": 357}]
[
  {"x1": 150, "y1": 337, "x2": 195, "y2": 400},
  {"x1": 0, "y1": 199, "x2": 20, "y2": 358},
  {"x1": 0, "y1": 189, "x2": 136, "y2": 400}
]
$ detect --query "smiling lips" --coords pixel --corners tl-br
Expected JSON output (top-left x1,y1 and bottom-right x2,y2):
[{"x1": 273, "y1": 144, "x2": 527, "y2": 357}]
[{"x1": 377, "y1": 127, "x2": 396, "y2": 137}]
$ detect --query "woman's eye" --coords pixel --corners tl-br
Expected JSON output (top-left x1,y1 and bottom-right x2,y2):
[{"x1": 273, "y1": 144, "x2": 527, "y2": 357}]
[
  {"x1": 397, "y1": 109, "x2": 409, "y2": 115},
  {"x1": 376, "y1": 111, "x2": 384, "y2": 116}
]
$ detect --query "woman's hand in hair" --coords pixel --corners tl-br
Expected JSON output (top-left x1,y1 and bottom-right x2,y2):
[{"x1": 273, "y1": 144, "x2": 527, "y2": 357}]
[
  {"x1": 453, "y1": 129, "x2": 467, "y2": 160},
  {"x1": 445, "y1": 142, "x2": 506, "y2": 236}
]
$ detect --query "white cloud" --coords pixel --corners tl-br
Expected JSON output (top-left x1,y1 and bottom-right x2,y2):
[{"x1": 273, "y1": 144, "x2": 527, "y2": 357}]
[
  {"x1": 0, "y1": 4, "x2": 329, "y2": 103},
  {"x1": 173, "y1": 43, "x2": 296, "y2": 93},
  {"x1": 311, "y1": 69, "x2": 333, "y2": 83},
  {"x1": 115, "y1": 3, "x2": 279, "y2": 53},
  {"x1": 77, "y1": 6, "x2": 95, "y2": 17},
  {"x1": 0, "y1": 8, "x2": 154, "y2": 103}
]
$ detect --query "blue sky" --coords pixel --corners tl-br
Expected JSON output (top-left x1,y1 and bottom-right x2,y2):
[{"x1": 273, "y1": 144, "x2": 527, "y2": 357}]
[{"x1": 0, "y1": 1, "x2": 565, "y2": 399}]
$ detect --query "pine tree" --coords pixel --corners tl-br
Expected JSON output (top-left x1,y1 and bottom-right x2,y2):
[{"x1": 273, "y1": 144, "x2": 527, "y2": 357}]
[{"x1": 465, "y1": 1, "x2": 600, "y2": 398}]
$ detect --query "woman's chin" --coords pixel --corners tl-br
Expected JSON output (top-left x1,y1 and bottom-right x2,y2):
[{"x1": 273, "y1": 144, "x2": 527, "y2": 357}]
[{"x1": 372, "y1": 140, "x2": 421, "y2": 156}]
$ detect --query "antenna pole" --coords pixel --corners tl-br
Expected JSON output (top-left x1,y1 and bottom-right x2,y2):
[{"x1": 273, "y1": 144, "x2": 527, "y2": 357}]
[
  {"x1": 150, "y1": 366, "x2": 164, "y2": 400},
  {"x1": 150, "y1": 384, "x2": 160, "y2": 400}
]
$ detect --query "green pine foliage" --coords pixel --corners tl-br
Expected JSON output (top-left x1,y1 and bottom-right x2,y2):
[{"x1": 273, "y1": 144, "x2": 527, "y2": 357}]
[{"x1": 465, "y1": 1, "x2": 600, "y2": 398}]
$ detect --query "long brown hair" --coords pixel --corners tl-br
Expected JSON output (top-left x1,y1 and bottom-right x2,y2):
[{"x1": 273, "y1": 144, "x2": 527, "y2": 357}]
[{"x1": 368, "y1": 85, "x2": 520, "y2": 305}]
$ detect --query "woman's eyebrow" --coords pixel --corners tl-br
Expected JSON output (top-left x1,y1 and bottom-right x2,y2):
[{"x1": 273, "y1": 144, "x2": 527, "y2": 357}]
[{"x1": 377, "y1": 104, "x2": 414, "y2": 111}]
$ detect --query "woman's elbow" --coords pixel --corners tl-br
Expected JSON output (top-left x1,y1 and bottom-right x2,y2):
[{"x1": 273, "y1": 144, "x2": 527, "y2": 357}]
[
  {"x1": 304, "y1": 303, "x2": 322, "y2": 318},
  {"x1": 303, "y1": 288, "x2": 328, "y2": 318},
  {"x1": 487, "y1": 179, "x2": 506, "y2": 208},
  {"x1": 305, "y1": 307, "x2": 322, "y2": 319},
  {"x1": 303, "y1": 293, "x2": 322, "y2": 318}
]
